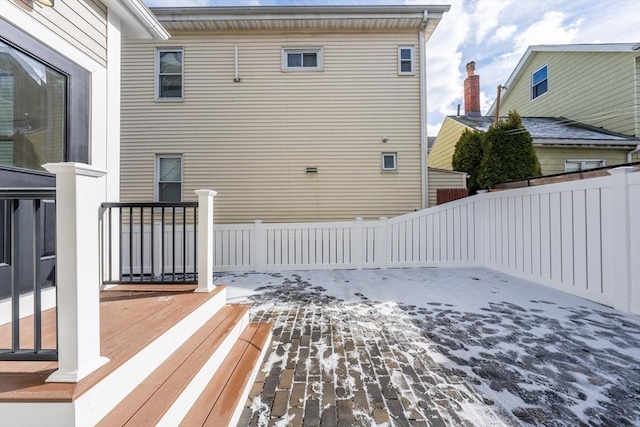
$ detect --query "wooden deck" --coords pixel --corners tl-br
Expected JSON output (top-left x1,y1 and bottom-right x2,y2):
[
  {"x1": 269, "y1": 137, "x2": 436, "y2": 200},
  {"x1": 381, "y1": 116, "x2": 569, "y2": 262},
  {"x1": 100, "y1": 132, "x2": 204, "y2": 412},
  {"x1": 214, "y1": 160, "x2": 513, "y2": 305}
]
[{"x1": 0, "y1": 285, "x2": 225, "y2": 403}]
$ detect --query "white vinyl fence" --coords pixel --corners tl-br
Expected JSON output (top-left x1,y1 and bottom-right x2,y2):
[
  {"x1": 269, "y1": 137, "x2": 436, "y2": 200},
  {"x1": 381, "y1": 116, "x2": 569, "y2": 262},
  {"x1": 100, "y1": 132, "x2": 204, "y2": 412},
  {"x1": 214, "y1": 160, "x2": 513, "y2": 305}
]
[{"x1": 121, "y1": 167, "x2": 639, "y2": 314}]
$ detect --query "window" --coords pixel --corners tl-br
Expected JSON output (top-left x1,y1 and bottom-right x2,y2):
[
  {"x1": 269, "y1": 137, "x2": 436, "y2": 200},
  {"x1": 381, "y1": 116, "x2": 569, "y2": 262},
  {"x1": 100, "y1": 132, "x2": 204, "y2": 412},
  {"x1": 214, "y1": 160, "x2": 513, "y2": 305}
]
[
  {"x1": 565, "y1": 159, "x2": 604, "y2": 173},
  {"x1": 156, "y1": 155, "x2": 182, "y2": 202},
  {"x1": 382, "y1": 153, "x2": 397, "y2": 171},
  {"x1": 531, "y1": 65, "x2": 548, "y2": 100},
  {"x1": 282, "y1": 48, "x2": 322, "y2": 71},
  {"x1": 156, "y1": 48, "x2": 183, "y2": 99},
  {"x1": 398, "y1": 46, "x2": 414, "y2": 75}
]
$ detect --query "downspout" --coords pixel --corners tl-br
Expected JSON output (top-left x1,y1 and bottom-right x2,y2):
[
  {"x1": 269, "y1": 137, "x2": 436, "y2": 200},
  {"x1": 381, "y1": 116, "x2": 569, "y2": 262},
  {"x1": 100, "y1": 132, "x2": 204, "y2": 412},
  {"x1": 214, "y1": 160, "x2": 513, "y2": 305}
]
[
  {"x1": 419, "y1": 12, "x2": 428, "y2": 209},
  {"x1": 628, "y1": 144, "x2": 640, "y2": 163}
]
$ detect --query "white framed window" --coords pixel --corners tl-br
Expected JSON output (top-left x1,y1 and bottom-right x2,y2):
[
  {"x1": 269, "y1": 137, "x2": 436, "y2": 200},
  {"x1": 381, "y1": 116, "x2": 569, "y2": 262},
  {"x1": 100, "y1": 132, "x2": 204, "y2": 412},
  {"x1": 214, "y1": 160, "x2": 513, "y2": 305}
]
[
  {"x1": 281, "y1": 48, "x2": 323, "y2": 71},
  {"x1": 398, "y1": 46, "x2": 414, "y2": 75},
  {"x1": 382, "y1": 153, "x2": 397, "y2": 171},
  {"x1": 156, "y1": 155, "x2": 183, "y2": 202},
  {"x1": 531, "y1": 64, "x2": 548, "y2": 100},
  {"x1": 564, "y1": 159, "x2": 605, "y2": 173},
  {"x1": 155, "y1": 48, "x2": 183, "y2": 100}
]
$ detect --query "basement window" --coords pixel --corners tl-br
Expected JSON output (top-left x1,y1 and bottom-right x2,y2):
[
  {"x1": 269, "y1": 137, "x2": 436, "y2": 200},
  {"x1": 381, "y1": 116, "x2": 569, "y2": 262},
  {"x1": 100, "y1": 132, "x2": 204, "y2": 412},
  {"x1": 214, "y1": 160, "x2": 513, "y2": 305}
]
[
  {"x1": 531, "y1": 64, "x2": 548, "y2": 100},
  {"x1": 282, "y1": 48, "x2": 323, "y2": 71},
  {"x1": 565, "y1": 159, "x2": 604, "y2": 173}
]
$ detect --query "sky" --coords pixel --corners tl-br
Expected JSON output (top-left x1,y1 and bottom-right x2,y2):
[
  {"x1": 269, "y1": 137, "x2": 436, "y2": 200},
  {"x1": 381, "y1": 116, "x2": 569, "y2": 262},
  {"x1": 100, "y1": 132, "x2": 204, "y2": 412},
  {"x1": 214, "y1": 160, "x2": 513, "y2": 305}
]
[{"x1": 144, "y1": 0, "x2": 640, "y2": 137}]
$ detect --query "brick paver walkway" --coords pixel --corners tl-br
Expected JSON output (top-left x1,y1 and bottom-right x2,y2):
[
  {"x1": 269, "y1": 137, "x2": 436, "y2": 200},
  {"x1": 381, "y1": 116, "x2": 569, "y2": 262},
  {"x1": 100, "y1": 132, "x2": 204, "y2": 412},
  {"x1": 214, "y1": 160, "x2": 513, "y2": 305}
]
[{"x1": 237, "y1": 275, "x2": 510, "y2": 426}]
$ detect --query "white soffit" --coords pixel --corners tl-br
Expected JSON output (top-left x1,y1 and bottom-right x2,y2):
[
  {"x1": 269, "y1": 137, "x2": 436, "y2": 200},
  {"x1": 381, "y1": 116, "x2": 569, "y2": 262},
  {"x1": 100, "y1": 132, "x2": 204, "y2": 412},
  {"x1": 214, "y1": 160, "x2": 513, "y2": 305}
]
[{"x1": 151, "y1": 5, "x2": 450, "y2": 37}]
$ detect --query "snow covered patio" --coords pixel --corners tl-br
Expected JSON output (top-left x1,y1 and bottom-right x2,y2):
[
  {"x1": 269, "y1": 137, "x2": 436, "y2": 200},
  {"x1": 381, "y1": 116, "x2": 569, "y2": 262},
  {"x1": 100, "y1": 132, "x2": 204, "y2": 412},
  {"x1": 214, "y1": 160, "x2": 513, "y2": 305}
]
[{"x1": 219, "y1": 267, "x2": 640, "y2": 426}]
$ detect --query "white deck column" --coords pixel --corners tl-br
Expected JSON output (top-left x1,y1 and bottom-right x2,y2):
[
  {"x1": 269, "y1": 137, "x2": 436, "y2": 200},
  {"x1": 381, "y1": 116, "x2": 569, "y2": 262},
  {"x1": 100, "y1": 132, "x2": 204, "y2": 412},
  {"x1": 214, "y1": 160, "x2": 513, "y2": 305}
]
[
  {"x1": 195, "y1": 189, "x2": 217, "y2": 292},
  {"x1": 43, "y1": 162, "x2": 109, "y2": 383}
]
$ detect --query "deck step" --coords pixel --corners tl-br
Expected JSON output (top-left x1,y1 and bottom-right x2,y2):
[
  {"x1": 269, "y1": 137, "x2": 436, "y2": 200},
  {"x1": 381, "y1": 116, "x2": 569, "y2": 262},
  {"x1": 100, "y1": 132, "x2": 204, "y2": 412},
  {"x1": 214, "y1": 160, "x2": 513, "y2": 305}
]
[
  {"x1": 180, "y1": 323, "x2": 273, "y2": 427},
  {"x1": 97, "y1": 303, "x2": 250, "y2": 427}
]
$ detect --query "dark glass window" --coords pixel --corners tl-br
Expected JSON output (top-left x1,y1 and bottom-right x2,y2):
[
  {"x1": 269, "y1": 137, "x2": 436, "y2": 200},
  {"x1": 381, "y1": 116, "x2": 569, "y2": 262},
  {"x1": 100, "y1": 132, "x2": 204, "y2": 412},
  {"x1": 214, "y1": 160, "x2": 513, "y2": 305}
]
[
  {"x1": 157, "y1": 155, "x2": 182, "y2": 202},
  {"x1": 532, "y1": 65, "x2": 548, "y2": 99},
  {"x1": 158, "y1": 50, "x2": 183, "y2": 99},
  {"x1": 0, "y1": 41, "x2": 66, "y2": 171}
]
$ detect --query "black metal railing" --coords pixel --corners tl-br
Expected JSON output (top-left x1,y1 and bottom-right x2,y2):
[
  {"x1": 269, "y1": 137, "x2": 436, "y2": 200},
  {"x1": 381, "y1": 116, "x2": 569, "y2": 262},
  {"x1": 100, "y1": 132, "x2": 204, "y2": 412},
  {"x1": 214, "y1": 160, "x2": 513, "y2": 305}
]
[
  {"x1": 0, "y1": 188, "x2": 57, "y2": 361},
  {"x1": 101, "y1": 202, "x2": 198, "y2": 284}
]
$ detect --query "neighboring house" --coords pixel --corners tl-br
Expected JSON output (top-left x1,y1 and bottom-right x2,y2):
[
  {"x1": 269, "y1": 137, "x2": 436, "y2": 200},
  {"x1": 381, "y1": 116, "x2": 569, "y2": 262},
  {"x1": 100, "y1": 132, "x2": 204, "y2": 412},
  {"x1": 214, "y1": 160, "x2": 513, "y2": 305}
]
[
  {"x1": 487, "y1": 44, "x2": 640, "y2": 139},
  {"x1": 428, "y1": 57, "x2": 640, "y2": 175},
  {"x1": 429, "y1": 115, "x2": 640, "y2": 176},
  {"x1": 120, "y1": 5, "x2": 450, "y2": 223},
  {"x1": 427, "y1": 167, "x2": 467, "y2": 206}
]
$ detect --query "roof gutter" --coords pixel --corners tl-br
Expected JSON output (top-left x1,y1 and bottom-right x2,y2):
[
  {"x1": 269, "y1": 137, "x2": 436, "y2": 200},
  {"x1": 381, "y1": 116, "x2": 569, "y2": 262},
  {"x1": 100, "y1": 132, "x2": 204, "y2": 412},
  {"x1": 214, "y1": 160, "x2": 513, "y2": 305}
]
[{"x1": 419, "y1": 11, "x2": 428, "y2": 209}]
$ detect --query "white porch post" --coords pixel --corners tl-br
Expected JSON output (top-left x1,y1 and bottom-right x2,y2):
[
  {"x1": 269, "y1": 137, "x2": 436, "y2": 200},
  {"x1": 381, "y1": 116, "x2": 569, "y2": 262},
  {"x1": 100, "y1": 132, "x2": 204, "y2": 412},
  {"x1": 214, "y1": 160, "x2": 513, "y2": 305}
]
[
  {"x1": 43, "y1": 162, "x2": 109, "y2": 383},
  {"x1": 195, "y1": 189, "x2": 217, "y2": 293},
  {"x1": 608, "y1": 167, "x2": 637, "y2": 312}
]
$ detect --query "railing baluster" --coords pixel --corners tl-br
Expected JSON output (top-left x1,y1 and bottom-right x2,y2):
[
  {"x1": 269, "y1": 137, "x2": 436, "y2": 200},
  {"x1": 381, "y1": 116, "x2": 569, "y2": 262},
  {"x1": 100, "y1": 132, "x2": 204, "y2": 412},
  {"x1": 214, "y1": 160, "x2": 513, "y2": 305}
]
[
  {"x1": 193, "y1": 206, "x2": 197, "y2": 279},
  {"x1": 119, "y1": 206, "x2": 123, "y2": 281},
  {"x1": 11, "y1": 199, "x2": 19, "y2": 354},
  {"x1": 108, "y1": 207, "x2": 112, "y2": 282},
  {"x1": 161, "y1": 207, "x2": 165, "y2": 283},
  {"x1": 34, "y1": 199, "x2": 42, "y2": 354},
  {"x1": 172, "y1": 206, "x2": 176, "y2": 282},
  {"x1": 151, "y1": 207, "x2": 155, "y2": 280},
  {"x1": 129, "y1": 206, "x2": 133, "y2": 282},
  {"x1": 183, "y1": 207, "x2": 186, "y2": 282},
  {"x1": 140, "y1": 206, "x2": 144, "y2": 279}
]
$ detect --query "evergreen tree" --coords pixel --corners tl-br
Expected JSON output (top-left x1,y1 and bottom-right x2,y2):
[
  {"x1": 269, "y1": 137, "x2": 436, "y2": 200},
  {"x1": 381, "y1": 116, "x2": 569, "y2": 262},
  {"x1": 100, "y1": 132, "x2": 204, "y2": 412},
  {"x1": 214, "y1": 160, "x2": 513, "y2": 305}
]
[
  {"x1": 451, "y1": 110, "x2": 541, "y2": 191},
  {"x1": 477, "y1": 111, "x2": 541, "y2": 189},
  {"x1": 451, "y1": 129, "x2": 484, "y2": 193}
]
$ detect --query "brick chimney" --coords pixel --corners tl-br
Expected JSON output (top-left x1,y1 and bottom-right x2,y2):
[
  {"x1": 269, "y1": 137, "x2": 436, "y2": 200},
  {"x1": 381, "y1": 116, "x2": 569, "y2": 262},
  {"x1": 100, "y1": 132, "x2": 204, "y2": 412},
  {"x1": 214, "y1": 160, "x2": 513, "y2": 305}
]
[{"x1": 464, "y1": 61, "x2": 481, "y2": 116}]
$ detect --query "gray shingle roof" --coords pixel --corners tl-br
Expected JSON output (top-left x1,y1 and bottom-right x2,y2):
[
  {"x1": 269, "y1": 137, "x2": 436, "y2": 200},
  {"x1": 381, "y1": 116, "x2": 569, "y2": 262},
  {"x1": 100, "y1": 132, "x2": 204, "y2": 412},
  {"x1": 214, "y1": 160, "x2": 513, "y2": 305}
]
[{"x1": 448, "y1": 116, "x2": 640, "y2": 146}]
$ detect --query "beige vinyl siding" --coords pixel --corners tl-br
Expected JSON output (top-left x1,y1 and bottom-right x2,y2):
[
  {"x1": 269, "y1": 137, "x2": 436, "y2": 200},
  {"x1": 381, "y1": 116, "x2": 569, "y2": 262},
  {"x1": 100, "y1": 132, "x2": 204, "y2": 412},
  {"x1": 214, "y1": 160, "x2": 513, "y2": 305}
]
[
  {"x1": 500, "y1": 51, "x2": 638, "y2": 137},
  {"x1": 427, "y1": 117, "x2": 468, "y2": 170},
  {"x1": 8, "y1": 0, "x2": 107, "y2": 66},
  {"x1": 534, "y1": 146, "x2": 630, "y2": 175},
  {"x1": 121, "y1": 31, "x2": 422, "y2": 223},
  {"x1": 427, "y1": 168, "x2": 466, "y2": 207}
]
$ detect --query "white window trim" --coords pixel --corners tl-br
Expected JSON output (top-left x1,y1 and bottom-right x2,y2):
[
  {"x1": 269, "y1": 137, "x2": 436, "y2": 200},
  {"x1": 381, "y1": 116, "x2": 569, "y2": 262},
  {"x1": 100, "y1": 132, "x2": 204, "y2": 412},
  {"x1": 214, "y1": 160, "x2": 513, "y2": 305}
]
[
  {"x1": 281, "y1": 47, "x2": 323, "y2": 72},
  {"x1": 155, "y1": 154, "x2": 183, "y2": 202},
  {"x1": 155, "y1": 47, "x2": 184, "y2": 101},
  {"x1": 531, "y1": 64, "x2": 548, "y2": 101},
  {"x1": 382, "y1": 153, "x2": 398, "y2": 171},
  {"x1": 398, "y1": 46, "x2": 415, "y2": 76},
  {"x1": 564, "y1": 159, "x2": 605, "y2": 172}
]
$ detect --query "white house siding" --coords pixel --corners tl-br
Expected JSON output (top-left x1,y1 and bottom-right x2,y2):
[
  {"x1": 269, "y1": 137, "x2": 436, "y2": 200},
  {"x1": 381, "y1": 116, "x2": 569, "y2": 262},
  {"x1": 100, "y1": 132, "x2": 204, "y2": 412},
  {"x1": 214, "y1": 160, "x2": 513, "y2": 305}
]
[
  {"x1": 121, "y1": 30, "x2": 424, "y2": 223},
  {"x1": 6, "y1": 0, "x2": 107, "y2": 67},
  {"x1": 427, "y1": 168, "x2": 467, "y2": 207},
  {"x1": 499, "y1": 51, "x2": 638, "y2": 137}
]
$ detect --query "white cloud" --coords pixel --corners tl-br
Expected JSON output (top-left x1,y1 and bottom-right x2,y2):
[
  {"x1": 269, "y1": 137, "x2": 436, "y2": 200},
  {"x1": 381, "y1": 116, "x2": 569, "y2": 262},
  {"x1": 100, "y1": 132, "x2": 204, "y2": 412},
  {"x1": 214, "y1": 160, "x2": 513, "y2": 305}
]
[
  {"x1": 472, "y1": 0, "x2": 514, "y2": 44},
  {"x1": 491, "y1": 25, "x2": 516, "y2": 43}
]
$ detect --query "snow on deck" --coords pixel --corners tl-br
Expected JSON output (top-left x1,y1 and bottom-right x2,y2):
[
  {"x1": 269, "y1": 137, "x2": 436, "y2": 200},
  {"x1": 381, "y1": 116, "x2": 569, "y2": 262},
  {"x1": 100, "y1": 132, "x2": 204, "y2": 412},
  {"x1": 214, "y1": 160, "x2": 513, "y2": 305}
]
[{"x1": 220, "y1": 267, "x2": 640, "y2": 426}]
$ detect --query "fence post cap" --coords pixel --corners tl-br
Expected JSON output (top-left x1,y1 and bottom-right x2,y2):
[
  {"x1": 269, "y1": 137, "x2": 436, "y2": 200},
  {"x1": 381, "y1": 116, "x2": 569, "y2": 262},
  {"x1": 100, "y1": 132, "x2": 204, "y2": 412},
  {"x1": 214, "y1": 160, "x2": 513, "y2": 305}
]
[
  {"x1": 194, "y1": 189, "x2": 217, "y2": 197},
  {"x1": 355, "y1": 217, "x2": 363, "y2": 221},
  {"x1": 379, "y1": 217, "x2": 388, "y2": 220},
  {"x1": 476, "y1": 190, "x2": 488, "y2": 194},
  {"x1": 608, "y1": 166, "x2": 639, "y2": 175},
  {"x1": 255, "y1": 219, "x2": 262, "y2": 224}
]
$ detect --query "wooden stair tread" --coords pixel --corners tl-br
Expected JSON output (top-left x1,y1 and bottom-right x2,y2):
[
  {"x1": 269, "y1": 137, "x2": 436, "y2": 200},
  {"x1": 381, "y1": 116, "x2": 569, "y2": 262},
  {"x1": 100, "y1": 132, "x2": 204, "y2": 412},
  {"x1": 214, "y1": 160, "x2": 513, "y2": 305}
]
[
  {"x1": 97, "y1": 303, "x2": 250, "y2": 427},
  {"x1": 180, "y1": 323, "x2": 273, "y2": 427},
  {"x1": 0, "y1": 287, "x2": 227, "y2": 403}
]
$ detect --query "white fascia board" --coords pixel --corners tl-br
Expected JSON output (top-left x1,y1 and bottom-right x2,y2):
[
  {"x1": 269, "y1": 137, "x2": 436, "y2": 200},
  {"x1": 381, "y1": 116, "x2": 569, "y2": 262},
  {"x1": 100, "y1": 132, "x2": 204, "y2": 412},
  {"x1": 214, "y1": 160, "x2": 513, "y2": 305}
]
[{"x1": 101, "y1": 0, "x2": 169, "y2": 40}]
